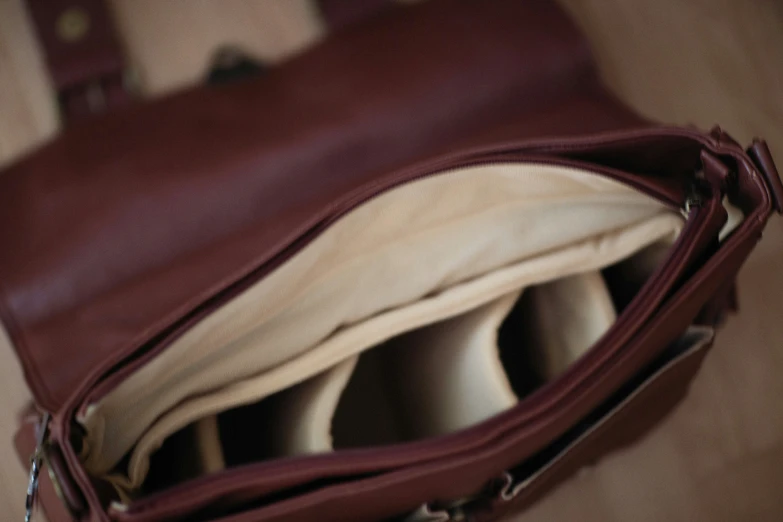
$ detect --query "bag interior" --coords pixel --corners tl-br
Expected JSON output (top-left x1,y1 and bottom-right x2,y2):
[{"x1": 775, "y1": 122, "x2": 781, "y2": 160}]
[{"x1": 73, "y1": 162, "x2": 684, "y2": 497}]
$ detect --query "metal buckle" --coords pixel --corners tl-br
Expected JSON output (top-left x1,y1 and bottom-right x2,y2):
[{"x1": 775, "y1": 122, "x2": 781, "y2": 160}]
[{"x1": 24, "y1": 413, "x2": 51, "y2": 522}]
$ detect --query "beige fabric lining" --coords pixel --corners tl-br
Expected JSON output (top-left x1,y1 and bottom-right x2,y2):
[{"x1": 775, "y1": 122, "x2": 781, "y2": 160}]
[
  {"x1": 192, "y1": 415, "x2": 225, "y2": 474},
  {"x1": 374, "y1": 291, "x2": 522, "y2": 440},
  {"x1": 266, "y1": 356, "x2": 359, "y2": 455},
  {"x1": 287, "y1": 274, "x2": 614, "y2": 454},
  {"x1": 77, "y1": 163, "x2": 682, "y2": 489},
  {"x1": 522, "y1": 271, "x2": 618, "y2": 378},
  {"x1": 369, "y1": 270, "x2": 616, "y2": 440}
]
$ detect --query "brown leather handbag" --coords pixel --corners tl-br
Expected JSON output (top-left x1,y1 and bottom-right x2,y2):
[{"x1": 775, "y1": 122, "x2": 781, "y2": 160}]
[{"x1": 5, "y1": 1, "x2": 782, "y2": 521}]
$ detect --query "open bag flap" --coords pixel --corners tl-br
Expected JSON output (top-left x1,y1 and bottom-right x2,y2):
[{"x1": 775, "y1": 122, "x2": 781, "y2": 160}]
[{"x1": 0, "y1": 0, "x2": 648, "y2": 413}]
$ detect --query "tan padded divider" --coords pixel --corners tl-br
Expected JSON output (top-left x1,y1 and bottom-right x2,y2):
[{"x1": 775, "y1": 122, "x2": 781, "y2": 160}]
[
  {"x1": 523, "y1": 270, "x2": 618, "y2": 379},
  {"x1": 193, "y1": 415, "x2": 225, "y2": 474},
  {"x1": 374, "y1": 270, "x2": 615, "y2": 441},
  {"x1": 266, "y1": 356, "x2": 359, "y2": 456}
]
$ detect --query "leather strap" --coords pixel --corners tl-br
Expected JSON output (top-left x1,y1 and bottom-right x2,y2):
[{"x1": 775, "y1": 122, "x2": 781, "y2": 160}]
[
  {"x1": 24, "y1": 0, "x2": 392, "y2": 124},
  {"x1": 24, "y1": 0, "x2": 132, "y2": 123}
]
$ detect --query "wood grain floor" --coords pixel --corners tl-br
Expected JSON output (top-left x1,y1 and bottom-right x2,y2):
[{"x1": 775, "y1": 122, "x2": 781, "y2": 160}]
[{"x1": 0, "y1": 1, "x2": 781, "y2": 521}]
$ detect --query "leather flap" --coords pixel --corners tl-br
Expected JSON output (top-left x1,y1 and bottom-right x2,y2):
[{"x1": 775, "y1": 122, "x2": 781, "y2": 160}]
[{"x1": 0, "y1": 0, "x2": 642, "y2": 412}]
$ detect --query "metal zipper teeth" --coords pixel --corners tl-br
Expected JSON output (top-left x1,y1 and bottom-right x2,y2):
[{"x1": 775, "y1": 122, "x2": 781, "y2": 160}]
[{"x1": 80, "y1": 154, "x2": 687, "y2": 411}]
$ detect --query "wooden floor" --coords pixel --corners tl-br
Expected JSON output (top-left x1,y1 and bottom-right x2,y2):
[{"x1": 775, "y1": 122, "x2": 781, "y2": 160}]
[{"x1": 0, "y1": 1, "x2": 781, "y2": 521}]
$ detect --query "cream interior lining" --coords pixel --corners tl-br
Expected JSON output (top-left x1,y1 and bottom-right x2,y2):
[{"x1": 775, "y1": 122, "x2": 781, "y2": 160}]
[
  {"x1": 335, "y1": 271, "x2": 618, "y2": 445},
  {"x1": 264, "y1": 356, "x2": 359, "y2": 455},
  {"x1": 381, "y1": 290, "x2": 524, "y2": 437},
  {"x1": 517, "y1": 271, "x2": 618, "y2": 378},
  {"x1": 186, "y1": 270, "x2": 617, "y2": 478},
  {"x1": 77, "y1": 163, "x2": 683, "y2": 490}
]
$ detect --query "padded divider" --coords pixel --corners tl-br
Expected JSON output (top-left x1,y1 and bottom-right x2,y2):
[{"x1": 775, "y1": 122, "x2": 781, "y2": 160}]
[
  {"x1": 336, "y1": 292, "x2": 521, "y2": 444},
  {"x1": 141, "y1": 416, "x2": 225, "y2": 495},
  {"x1": 333, "y1": 270, "x2": 616, "y2": 447},
  {"x1": 502, "y1": 270, "x2": 617, "y2": 386},
  {"x1": 113, "y1": 358, "x2": 359, "y2": 496},
  {"x1": 218, "y1": 356, "x2": 358, "y2": 464},
  {"x1": 144, "y1": 273, "x2": 616, "y2": 489}
]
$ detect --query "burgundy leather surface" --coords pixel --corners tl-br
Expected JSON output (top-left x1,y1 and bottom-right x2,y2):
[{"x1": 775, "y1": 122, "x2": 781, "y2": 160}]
[
  {"x1": 4, "y1": 0, "x2": 781, "y2": 521},
  {"x1": 25, "y1": 0, "x2": 131, "y2": 121}
]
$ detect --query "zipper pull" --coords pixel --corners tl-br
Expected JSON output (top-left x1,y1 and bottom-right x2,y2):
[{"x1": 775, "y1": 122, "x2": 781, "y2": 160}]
[{"x1": 24, "y1": 412, "x2": 51, "y2": 522}]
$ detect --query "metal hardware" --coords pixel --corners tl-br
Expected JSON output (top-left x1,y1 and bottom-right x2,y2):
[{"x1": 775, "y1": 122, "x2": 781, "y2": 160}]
[
  {"x1": 404, "y1": 473, "x2": 516, "y2": 521},
  {"x1": 56, "y1": 7, "x2": 90, "y2": 42},
  {"x1": 24, "y1": 413, "x2": 51, "y2": 522}
]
